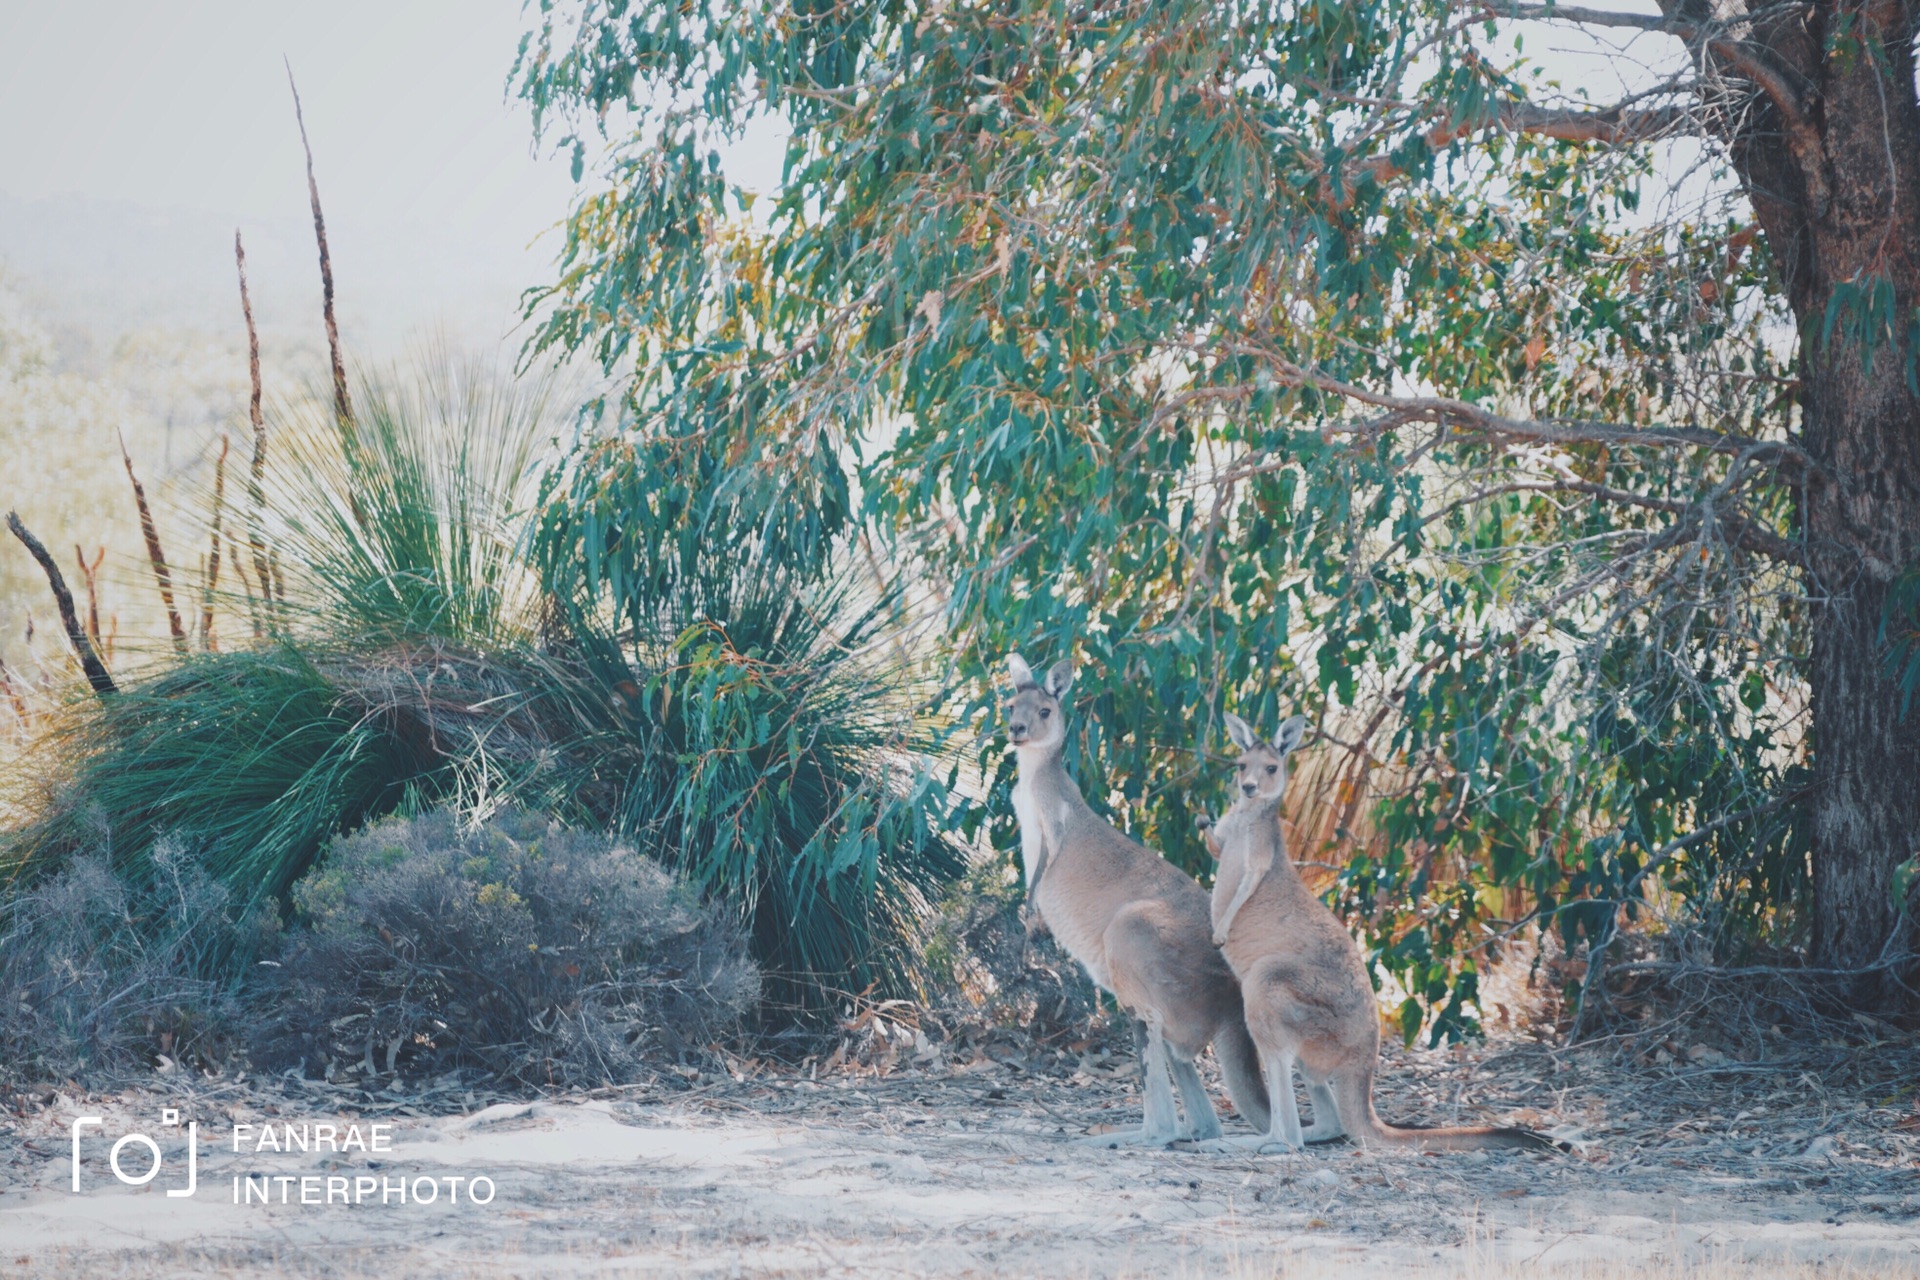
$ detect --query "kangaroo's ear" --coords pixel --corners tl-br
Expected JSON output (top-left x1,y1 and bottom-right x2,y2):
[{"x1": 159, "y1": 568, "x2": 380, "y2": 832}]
[
  {"x1": 1044, "y1": 660, "x2": 1075, "y2": 699},
  {"x1": 1223, "y1": 712, "x2": 1257, "y2": 751},
  {"x1": 1273, "y1": 715, "x2": 1308, "y2": 755},
  {"x1": 1007, "y1": 653, "x2": 1036, "y2": 690}
]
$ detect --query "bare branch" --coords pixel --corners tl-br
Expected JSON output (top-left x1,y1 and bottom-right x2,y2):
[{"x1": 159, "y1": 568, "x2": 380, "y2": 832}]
[
  {"x1": 1341, "y1": 99, "x2": 1698, "y2": 199},
  {"x1": 1505, "y1": 100, "x2": 1695, "y2": 145},
  {"x1": 1482, "y1": 2, "x2": 1696, "y2": 35},
  {"x1": 7, "y1": 513, "x2": 115, "y2": 696},
  {"x1": 72, "y1": 544, "x2": 104, "y2": 653},
  {"x1": 1214, "y1": 345, "x2": 1813, "y2": 475}
]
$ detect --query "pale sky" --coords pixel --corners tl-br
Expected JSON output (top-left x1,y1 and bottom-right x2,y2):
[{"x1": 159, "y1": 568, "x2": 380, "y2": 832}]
[
  {"x1": 0, "y1": 2, "x2": 591, "y2": 354},
  {"x1": 0, "y1": 0, "x2": 1673, "y2": 359}
]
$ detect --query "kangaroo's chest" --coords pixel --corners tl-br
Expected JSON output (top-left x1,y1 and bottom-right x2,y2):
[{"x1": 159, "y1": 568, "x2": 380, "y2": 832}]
[
  {"x1": 1009, "y1": 774, "x2": 1054, "y2": 885},
  {"x1": 1011, "y1": 776, "x2": 1116, "y2": 990}
]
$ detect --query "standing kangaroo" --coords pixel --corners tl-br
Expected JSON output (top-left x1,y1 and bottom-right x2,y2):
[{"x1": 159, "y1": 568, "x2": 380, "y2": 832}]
[
  {"x1": 1200, "y1": 711, "x2": 1557, "y2": 1153},
  {"x1": 1004, "y1": 654, "x2": 1269, "y2": 1145}
]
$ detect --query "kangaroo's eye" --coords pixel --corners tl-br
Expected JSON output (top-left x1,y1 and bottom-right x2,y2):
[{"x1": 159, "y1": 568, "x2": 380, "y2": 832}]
[
  {"x1": 1266, "y1": 765, "x2": 1278, "y2": 775},
  {"x1": 1038, "y1": 708, "x2": 1050, "y2": 719}
]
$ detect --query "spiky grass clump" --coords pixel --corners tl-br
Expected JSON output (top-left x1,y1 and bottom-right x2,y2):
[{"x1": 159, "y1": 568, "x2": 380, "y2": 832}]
[
  {"x1": 550, "y1": 578, "x2": 968, "y2": 1012},
  {"x1": 263, "y1": 357, "x2": 551, "y2": 643},
  {"x1": 8, "y1": 640, "x2": 520, "y2": 911}
]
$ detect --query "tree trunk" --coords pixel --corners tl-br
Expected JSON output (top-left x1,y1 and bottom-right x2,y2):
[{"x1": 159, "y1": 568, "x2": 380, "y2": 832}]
[
  {"x1": 1729, "y1": 3, "x2": 1920, "y2": 1002},
  {"x1": 1802, "y1": 358, "x2": 1920, "y2": 995}
]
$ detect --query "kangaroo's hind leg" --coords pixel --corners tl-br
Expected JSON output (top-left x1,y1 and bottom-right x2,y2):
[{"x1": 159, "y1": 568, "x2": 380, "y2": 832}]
[
  {"x1": 1304, "y1": 1080, "x2": 1345, "y2": 1142},
  {"x1": 1270, "y1": 1052, "x2": 1306, "y2": 1148},
  {"x1": 1076, "y1": 1017, "x2": 1182, "y2": 1148},
  {"x1": 1247, "y1": 1051, "x2": 1306, "y2": 1151},
  {"x1": 1208, "y1": 1049, "x2": 1306, "y2": 1154},
  {"x1": 1169, "y1": 1052, "x2": 1223, "y2": 1141}
]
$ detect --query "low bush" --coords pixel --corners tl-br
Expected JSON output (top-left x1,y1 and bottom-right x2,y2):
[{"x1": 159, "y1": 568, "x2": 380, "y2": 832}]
[
  {"x1": 252, "y1": 809, "x2": 758, "y2": 1088},
  {"x1": 921, "y1": 863, "x2": 1106, "y2": 1049},
  {"x1": 0, "y1": 838, "x2": 275, "y2": 1081}
]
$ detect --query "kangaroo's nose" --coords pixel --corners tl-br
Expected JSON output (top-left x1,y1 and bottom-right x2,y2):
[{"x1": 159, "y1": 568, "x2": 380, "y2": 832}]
[
  {"x1": 1241, "y1": 782, "x2": 1257, "y2": 796},
  {"x1": 1011, "y1": 722, "x2": 1028, "y2": 737}
]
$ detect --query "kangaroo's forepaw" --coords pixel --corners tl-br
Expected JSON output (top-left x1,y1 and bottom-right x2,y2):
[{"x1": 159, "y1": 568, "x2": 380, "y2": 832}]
[{"x1": 1211, "y1": 932, "x2": 1229, "y2": 947}]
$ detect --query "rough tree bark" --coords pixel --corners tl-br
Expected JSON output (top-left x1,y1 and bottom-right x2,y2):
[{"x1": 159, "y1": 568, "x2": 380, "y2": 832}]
[{"x1": 1693, "y1": 0, "x2": 1920, "y2": 998}]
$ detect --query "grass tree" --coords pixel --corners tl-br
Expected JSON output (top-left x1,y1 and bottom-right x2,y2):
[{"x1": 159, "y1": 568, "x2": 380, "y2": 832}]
[{"x1": 514, "y1": 0, "x2": 1919, "y2": 1030}]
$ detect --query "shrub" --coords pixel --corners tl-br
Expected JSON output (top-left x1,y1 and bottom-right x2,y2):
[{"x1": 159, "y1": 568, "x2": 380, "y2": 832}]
[
  {"x1": 252, "y1": 809, "x2": 757, "y2": 1088},
  {"x1": 0, "y1": 838, "x2": 275, "y2": 1082},
  {"x1": 922, "y1": 863, "x2": 1105, "y2": 1048}
]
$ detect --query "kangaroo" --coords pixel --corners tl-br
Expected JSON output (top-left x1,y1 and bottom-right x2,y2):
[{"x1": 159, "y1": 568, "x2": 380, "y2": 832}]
[
  {"x1": 1004, "y1": 653, "x2": 1269, "y2": 1145},
  {"x1": 1199, "y1": 711, "x2": 1559, "y2": 1153}
]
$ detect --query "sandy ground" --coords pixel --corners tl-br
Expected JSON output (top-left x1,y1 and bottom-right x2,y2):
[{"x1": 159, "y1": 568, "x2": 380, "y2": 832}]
[{"x1": 2, "y1": 1037, "x2": 1917, "y2": 1278}]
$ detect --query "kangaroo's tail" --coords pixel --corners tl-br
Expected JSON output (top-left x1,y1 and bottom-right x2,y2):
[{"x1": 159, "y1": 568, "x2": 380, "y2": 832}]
[
  {"x1": 1334, "y1": 1062, "x2": 1566, "y2": 1152},
  {"x1": 1214, "y1": 1015, "x2": 1271, "y2": 1134}
]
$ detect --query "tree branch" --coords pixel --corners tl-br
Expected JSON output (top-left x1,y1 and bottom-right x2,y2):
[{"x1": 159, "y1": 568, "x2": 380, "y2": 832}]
[
  {"x1": 7, "y1": 513, "x2": 116, "y2": 696},
  {"x1": 1483, "y1": 2, "x2": 1696, "y2": 36},
  {"x1": 1505, "y1": 100, "x2": 1695, "y2": 145},
  {"x1": 1341, "y1": 99, "x2": 1698, "y2": 198},
  {"x1": 1215, "y1": 345, "x2": 1814, "y2": 475},
  {"x1": 1469, "y1": 2, "x2": 1829, "y2": 214}
]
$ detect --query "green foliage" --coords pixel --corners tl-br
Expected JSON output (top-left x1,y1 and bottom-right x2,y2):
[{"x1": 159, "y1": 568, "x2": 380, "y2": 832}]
[
  {"x1": 264, "y1": 356, "x2": 554, "y2": 643},
  {"x1": 532, "y1": 423, "x2": 969, "y2": 1009},
  {"x1": 517, "y1": 0, "x2": 1809, "y2": 1039},
  {"x1": 9, "y1": 643, "x2": 435, "y2": 909}
]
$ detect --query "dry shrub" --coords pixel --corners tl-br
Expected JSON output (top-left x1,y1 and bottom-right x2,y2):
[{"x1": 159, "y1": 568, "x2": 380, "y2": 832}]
[
  {"x1": 0, "y1": 839, "x2": 275, "y2": 1082},
  {"x1": 252, "y1": 809, "x2": 758, "y2": 1088},
  {"x1": 919, "y1": 864, "x2": 1122, "y2": 1064}
]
